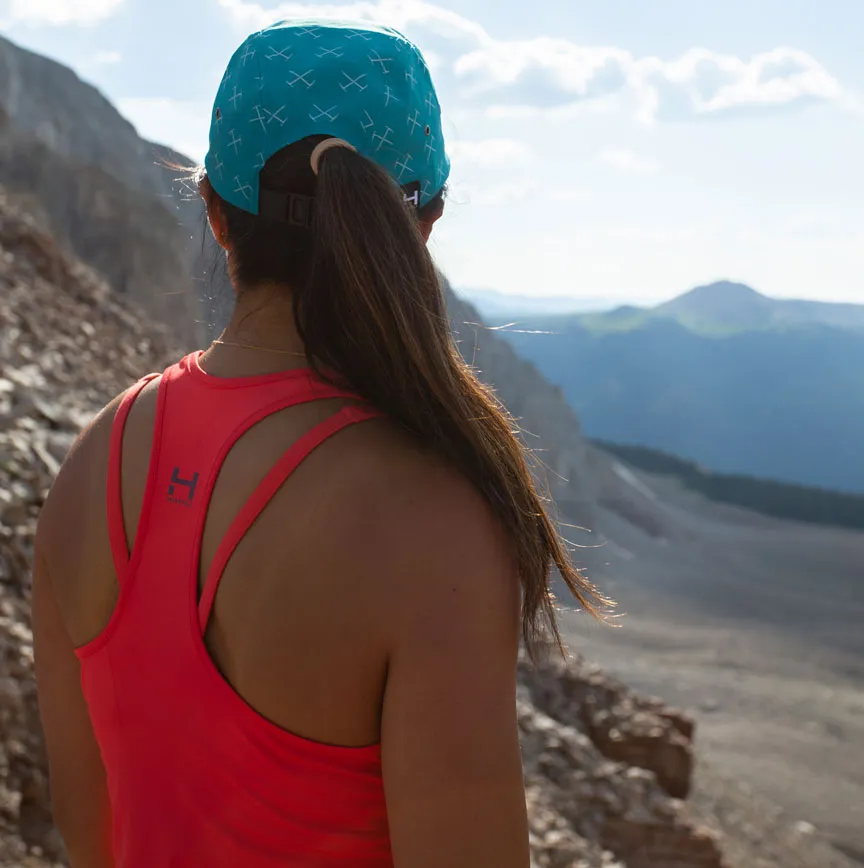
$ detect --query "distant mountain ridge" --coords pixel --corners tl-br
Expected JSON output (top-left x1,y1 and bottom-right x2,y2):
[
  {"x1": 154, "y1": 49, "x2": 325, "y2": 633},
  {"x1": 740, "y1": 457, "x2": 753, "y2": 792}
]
[
  {"x1": 492, "y1": 281, "x2": 864, "y2": 493},
  {"x1": 575, "y1": 281, "x2": 864, "y2": 335}
]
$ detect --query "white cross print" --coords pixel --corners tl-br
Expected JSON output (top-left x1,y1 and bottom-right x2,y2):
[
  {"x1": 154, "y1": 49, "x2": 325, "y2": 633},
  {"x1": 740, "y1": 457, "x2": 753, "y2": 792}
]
[
  {"x1": 229, "y1": 85, "x2": 243, "y2": 109},
  {"x1": 369, "y1": 50, "x2": 392, "y2": 73},
  {"x1": 394, "y1": 153, "x2": 413, "y2": 181},
  {"x1": 228, "y1": 130, "x2": 242, "y2": 154},
  {"x1": 250, "y1": 106, "x2": 267, "y2": 132},
  {"x1": 437, "y1": 163, "x2": 446, "y2": 182},
  {"x1": 341, "y1": 72, "x2": 368, "y2": 92},
  {"x1": 425, "y1": 93, "x2": 435, "y2": 114},
  {"x1": 287, "y1": 69, "x2": 315, "y2": 88},
  {"x1": 407, "y1": 109, "x2": 422, "y2": 135},
  {"x1": 254, "y1": 153, "x2": 266, "y2": 170},
  {"x1": 212, "y1": 154, "x2": 224, "y2": 177},
  {"x1": 214, "y1": 112, "x2": 223, "y2": 130},
  {"x1": 317, "y1": 46, "x2": 344, "y2": 58},
  {"x1": 240, "y1": 44, "x2": 256, "y2": 65},
  {"x1": 345, "y1": 29, "x2": 373, "y2": 41},
  {"x1": 384, "y1": 85, "x2": 399, "y2": 107},
  {"x1": 361, "y1": 110, "x2": 375, "y2": 132},
  {"x1": 266, "y1": 46, "x2": 293, "y2": 61},
  {"x1": 310, "y1": 104, "x2": 339, "y2": 122},
  {"x1": 372, "y1": 126, "x2": 393, "y2": 151},
  {"x1": 424, "y1": 136, "x2": 437, "y2": 163},
  {"x1": 264, "y1": 105, "x2": 287, "y2": 126},
  {"x1": 421, "y1": 180, "x2": 432, "y2": 200},
  {"x1": 234, "y1": 176, "x2": 254, "y2": 202},
  {"x1": 297, "y1": 26, "x2": 321, "y2": 38},
  {"x1": 405, "y1": 68, "x2": 417, "y2": 86}
]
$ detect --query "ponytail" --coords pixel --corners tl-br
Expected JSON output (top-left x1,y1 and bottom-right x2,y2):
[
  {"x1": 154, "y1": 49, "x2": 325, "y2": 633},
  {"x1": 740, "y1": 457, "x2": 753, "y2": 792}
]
[{"x1": 203, "y1": 138, "x2": 613, "y2": 659}]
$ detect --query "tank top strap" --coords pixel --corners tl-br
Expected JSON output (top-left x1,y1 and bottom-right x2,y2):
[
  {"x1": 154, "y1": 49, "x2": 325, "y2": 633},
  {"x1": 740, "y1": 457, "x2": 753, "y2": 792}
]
[
  {"x1": 196, "y1": 402, "x2": 383, "y2": 632},
  {"x1": 107, "y1": 373, "x2": 162, "y2": 583}
]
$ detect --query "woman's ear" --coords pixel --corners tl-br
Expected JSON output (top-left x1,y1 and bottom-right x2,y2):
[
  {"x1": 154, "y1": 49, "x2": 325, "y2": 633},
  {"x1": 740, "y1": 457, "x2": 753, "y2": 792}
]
[
  {"x1": 418, "y1": 199, "x2": 444, "y2": 243},
  {"x1": 208, "y1": 204, "x2": 230, "y2": 251},
  {"x1": 199, "y1": 176, "x2": 230, "y2": 251}
]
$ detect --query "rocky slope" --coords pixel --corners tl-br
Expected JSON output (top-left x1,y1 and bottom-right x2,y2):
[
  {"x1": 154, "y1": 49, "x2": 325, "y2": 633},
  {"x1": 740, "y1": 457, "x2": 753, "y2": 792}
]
[
  {"x1": 0, "y1": 186, "x2": 181, "y2": 866},
  {"x1": 0, "y1": 34, "x2": 204, "y2": 345},
  {"x1": 0, "y1": 184, "x2": 733, "y2": 866}
]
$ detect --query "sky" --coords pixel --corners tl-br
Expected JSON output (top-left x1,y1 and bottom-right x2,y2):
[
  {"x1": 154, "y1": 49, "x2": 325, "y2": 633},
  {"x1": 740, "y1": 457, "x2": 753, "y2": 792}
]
[{"x1": 1, "y1": 0, "x2": 863, "y2": 305}]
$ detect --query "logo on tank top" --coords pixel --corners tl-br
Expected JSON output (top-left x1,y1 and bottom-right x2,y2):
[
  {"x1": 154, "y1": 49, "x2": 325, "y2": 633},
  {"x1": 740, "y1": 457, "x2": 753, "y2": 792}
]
[{"x1": 167, "y1": 467, "x2": 200, "y2": 507}]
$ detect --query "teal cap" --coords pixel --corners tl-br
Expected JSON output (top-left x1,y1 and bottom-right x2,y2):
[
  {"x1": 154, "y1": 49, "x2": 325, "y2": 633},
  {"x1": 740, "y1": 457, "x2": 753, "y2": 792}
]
[{"x1": 204, "y1": 19, "x2": 450, "y2": 214}]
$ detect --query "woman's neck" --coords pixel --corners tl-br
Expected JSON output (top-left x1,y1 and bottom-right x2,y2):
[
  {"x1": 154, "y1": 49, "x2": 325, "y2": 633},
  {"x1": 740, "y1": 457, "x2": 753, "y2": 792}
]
[{"x1": 202, "y1": 283, "x2": 309, "y2": 377}]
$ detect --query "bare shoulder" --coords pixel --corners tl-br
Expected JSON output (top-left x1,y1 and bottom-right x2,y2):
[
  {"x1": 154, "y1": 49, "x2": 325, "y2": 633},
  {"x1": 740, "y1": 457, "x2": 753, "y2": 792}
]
[
  {"x1": 38, "y1": 378, "x2": 160, "y2": 557},
  {"x1": 332, "y1": 417, "x2": 522, "y2": 647}
]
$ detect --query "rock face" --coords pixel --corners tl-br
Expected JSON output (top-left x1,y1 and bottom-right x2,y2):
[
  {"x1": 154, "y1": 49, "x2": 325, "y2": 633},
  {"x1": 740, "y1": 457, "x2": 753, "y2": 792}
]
[
  {"x1": 0, "y1": 35, "x2": 187, "y2": 205},
  {"x1": 519, "y1": 658, "x2": 724, "y2": 867},
  {"x1": 447, "y1": 290, "x2": 596, "y2": 531},
  {"x1": 0, "y1": 184, "x2": 726, "y2": 866},
  {"x1": 522, "y1": 657, "x2": 695, "y2": 800},
  {"x1": 0, "y1": 34, "x2": 205, "y2": 345}
]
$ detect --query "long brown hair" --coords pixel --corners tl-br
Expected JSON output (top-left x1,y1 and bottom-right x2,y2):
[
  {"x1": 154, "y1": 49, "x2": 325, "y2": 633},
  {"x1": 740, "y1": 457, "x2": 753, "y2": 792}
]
[{"x1": 200, "y1": 136, "x2": 613, "y2": 659}]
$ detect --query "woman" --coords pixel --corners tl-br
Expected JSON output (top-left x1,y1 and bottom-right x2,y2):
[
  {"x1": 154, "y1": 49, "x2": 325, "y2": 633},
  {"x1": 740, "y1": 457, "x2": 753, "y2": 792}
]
[{"x1": 32, "y1": 18, "x2": 609, "y2": 868}]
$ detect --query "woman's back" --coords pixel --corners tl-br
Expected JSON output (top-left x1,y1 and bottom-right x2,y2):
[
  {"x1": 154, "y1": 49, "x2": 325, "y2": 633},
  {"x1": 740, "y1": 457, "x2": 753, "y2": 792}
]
[{"x1": 38, "y1": 348, "x2": 527, "y2": 866}]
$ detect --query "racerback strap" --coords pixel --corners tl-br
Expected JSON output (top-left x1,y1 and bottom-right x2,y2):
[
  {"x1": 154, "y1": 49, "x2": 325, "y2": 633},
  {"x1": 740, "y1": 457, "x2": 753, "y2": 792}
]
[
  {"x1": 106, "y1": 373, "x2": 161, "y2": 583},
  {"x1": 196, "y1": 402, "x2": 381, "y2": 631}
]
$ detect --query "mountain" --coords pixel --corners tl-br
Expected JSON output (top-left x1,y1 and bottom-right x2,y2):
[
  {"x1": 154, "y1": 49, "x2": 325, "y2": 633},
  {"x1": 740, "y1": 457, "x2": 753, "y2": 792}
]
[
  {"x1": 575, "y1": 280, "x2": 864, "y2": 335},
  {"x1": 0, "y1": 34, "x2": 191, "y2": 204},
  {"x1": 0, "y1": 33, "x2": 205, "y2": 344},
  {"x1": 491, "y1": 283, "x2": 864, "y2": 492}
]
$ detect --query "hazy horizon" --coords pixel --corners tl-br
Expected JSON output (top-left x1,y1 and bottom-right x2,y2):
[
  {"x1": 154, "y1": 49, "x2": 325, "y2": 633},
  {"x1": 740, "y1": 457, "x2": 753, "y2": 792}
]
[
  {"x1": 458, "y1": 279, "x2": 864, "y2": 310},
  {"x1": 2, "y1": 0, "x2": 862, "y2": 305}
]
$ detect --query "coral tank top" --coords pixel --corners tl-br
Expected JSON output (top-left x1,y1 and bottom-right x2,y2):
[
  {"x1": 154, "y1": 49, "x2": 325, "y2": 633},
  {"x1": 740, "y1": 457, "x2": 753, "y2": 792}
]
[{"x1": 75, "y1": 352, "x2": 392, "y2": 867}]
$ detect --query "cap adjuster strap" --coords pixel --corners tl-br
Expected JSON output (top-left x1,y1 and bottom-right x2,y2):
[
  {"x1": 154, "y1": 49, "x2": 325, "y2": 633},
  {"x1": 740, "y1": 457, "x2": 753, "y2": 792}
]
[{"x1": 258, "y1": 187, "x2": 316, "y2": 227}]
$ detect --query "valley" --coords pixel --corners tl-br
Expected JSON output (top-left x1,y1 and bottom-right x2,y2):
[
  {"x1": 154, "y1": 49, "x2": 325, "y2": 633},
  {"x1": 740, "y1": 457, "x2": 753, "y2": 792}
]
[{"x1": 565, "y1": 456, "x2": 864, "y2": 862}]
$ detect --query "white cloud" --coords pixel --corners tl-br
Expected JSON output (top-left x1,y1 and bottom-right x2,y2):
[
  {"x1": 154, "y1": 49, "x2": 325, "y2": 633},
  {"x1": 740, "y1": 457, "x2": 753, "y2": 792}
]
[
  {"x1": 598, "y1": 148, "x2": 660, "y2": 174},
  {"x1": 635, "y1": 47, "x2": 846, "y2": 121},
  {"x1": 449, "y1": 138, "x2": 532, "y2": 166},
  {"x1": 92, "y1": 49, "x2": 122, "y2": 64},
  {"x1": 454, "y1": 38, "x2": 630, "y2": 106},
  {"x1": 1, "y1": 0, "x2": 124, "y2": 26},
  {"x1": 117, "y1": 98, "x2": 212, "y2": 163},
  {"x1": 214, "y1": 0, "x2": 850, "y2": 122}
]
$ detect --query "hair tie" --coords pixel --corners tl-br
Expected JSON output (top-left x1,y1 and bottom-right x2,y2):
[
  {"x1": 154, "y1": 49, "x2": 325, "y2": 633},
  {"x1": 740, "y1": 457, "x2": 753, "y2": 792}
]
[{"x1": 310, "y1": 138, "x2": 357, "y2": 175}]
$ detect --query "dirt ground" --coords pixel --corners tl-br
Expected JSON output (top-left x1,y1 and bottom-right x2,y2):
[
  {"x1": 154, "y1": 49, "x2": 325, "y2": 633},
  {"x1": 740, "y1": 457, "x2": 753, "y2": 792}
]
[{"x1": 560, "y1": 459, "x2": 864, "y2": 865}]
